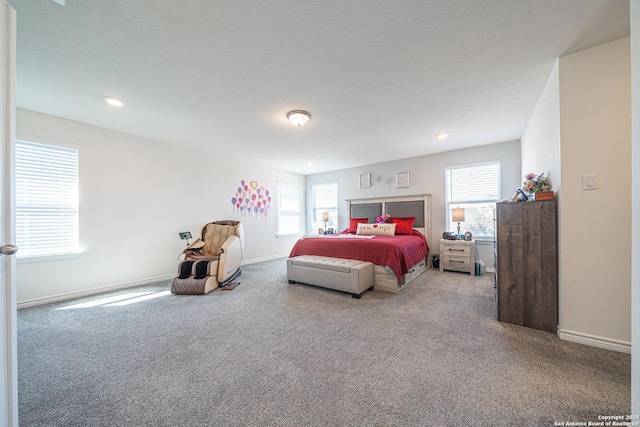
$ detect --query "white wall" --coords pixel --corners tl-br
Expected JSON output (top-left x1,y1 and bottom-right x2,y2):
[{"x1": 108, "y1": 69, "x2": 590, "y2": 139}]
[
  {"x1": 521, "y1": 60, "x2": 561, "y2": 193},
  {"x1": 521, "y1": 60, "x2": 564, "y2": 326},
  {"x1": 305, "y1": 140, "x2": 521, "y2": 267},
  {"x1": 558, "y1": 37, "x2": 631, "y2": 351},
  {"x1": 16, "y1": 109, "x2": 304, "y2": 305},
  {"x1": 630, "y1": 0, "x2": 639, "y2": 414}
]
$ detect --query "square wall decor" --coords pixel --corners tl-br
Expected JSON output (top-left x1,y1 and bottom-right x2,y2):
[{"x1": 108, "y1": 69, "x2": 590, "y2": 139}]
[
  {"x1": 359, "y1": 173, "x2": 371, "y2": 188},
  {"x1": 396, "y1": 171, "x2": 409, "y2": 188}
]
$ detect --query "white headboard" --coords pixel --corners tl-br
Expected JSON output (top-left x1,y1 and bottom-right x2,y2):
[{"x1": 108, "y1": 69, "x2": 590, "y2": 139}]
[{"x1": 345, "y1": 194, "x2": 432, "y2": 244}]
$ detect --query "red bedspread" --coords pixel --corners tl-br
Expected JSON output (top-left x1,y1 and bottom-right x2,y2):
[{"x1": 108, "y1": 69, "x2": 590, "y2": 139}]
[{"x1": 288, "y1": 230, "x2": 429, "y2": 281}]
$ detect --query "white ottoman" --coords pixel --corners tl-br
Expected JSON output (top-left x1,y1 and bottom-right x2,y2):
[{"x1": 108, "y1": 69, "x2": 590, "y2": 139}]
[{"x1": 287, "y1": 255, "x2": 374, "y2": 299}]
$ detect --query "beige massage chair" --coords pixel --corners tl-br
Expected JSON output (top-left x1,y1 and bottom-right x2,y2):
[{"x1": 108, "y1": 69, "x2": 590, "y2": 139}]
[{"x1": 171, "y1": 220, "x2": 245, "y2": 294}]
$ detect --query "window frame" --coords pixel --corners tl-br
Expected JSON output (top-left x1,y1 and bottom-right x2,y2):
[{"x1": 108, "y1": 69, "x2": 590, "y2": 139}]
[
  {"x1": 311, "y1": 182, "x2": 338, "y2": 234},
  {"x1": 444, "y1": 161, "x2": 500, "y2": 240},
  {"x1": 15, "y1": 138, "x2": 80, "y2": 260},
  {"x1": 276, "y1": 182, "x2": 302, "y2": 237}
]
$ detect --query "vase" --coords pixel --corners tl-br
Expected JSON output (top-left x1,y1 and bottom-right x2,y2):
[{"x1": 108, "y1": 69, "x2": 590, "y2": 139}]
[{"x1": 533, "y1": 191, "x2": 554, "y2": 201}]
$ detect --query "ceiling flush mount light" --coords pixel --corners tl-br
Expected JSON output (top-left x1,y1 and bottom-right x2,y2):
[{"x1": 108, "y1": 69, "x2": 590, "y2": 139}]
[
  {"x1": 287, "y1": 110, "x2": 311, "y2": 126},
  {"x1": 436, "y1": 132, "x2": 449, "y2": 139},
  {"x1": 104, "y1": 96, "x2": 124, "y2": 108}
]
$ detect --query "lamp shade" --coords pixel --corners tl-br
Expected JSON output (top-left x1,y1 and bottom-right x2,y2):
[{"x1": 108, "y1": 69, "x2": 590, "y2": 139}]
[
  {"x1": 287, "y1": 110, "x2": 311, "y2": 126},
  {"x1": 452, "y1": 208, "x2": 465, "y2": 222},
  {"x1": 322, "y1": 211, "x2": 329, "y2": 222}
]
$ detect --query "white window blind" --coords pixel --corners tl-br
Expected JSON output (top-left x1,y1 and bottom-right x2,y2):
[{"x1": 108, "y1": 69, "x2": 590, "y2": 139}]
[
  {"x1": 445, "y1": 162, "x2": 500, "y2": 239},
  {"x1": 277, "y1": 182, "x2": 301, "y2": 236},
  {"x1": 312, "y1": 182, "x2": 337, "y2": 233},
  {"x1": 15, "y1": 140, "x2": 79, "y2": 258}
]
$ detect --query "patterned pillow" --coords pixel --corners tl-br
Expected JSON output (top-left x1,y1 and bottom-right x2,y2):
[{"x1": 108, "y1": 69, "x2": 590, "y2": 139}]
[{"x1": 356, "y1": 222, "x2": 397, "y2": 236}]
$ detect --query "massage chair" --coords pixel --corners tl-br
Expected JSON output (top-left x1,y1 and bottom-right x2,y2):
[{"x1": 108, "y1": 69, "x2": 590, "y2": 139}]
[{"x1": 171, "y1": 220, "x2": 244, "y2": 295}]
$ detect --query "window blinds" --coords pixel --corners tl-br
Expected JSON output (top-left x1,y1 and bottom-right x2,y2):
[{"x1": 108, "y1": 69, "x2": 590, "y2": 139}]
[
  {"x1": 312, "y1": 182, "x2": 338, "y2": 230},
  {"x1": 445, "y1": 162, "x2": 500, "y2": 239},
  {"x1": 446, "y1": 162, "x2": 500, "y2": 203},
  {"x1": 15, "y1": 140, "x2": 79, "y2": 258},
  {"x1": 277, "y1": 182, "x2": 300, "y2": 235}
]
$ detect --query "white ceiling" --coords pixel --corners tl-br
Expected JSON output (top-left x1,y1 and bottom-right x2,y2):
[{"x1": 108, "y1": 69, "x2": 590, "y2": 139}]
[{"x1": 7, "y1": 0, "x2": 630, "y2": 175}]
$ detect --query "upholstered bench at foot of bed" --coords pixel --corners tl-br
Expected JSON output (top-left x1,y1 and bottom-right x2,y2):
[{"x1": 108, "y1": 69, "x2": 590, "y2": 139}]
[{"x1": 287, "y1": 255, "x2": 374, "y2": 299}]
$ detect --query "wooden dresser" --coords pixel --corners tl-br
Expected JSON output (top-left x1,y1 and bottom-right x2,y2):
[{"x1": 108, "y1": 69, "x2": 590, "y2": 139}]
[{"x1": 495, "y1": 200, "x2": 557, "y2": 333}]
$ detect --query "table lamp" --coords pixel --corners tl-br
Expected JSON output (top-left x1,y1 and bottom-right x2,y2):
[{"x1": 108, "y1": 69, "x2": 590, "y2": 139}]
[
  {"x1": 322, "y1": 211, "x2": 329, "y2": 233},
  {"x1": 452, "y1": 208, "x2": 465, "y2": 239}
]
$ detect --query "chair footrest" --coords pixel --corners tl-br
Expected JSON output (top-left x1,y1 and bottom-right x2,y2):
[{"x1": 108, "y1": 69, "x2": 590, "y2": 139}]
[{"x1": 171, "y1": 277, "x2": 213, "y2": 295}]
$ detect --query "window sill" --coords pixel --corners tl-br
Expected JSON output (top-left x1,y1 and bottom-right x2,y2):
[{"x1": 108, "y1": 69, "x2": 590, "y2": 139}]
[
  {"x1": 473, "y1": 238, "x2": 494, "y2": 244},
  {"x1": 17, "y1": 251, "x2": 83, "y2": 264}
]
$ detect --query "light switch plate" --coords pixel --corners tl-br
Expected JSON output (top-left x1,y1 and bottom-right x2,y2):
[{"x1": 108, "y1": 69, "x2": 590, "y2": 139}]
[{"x1": 582, "y1": 174, "x2": 598, "y2": 190}]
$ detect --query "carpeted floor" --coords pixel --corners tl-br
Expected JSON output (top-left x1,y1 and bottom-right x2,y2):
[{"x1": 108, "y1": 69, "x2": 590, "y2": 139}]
[{"x1": 17, "y1": 258, "x2": 630, "y2": 426}]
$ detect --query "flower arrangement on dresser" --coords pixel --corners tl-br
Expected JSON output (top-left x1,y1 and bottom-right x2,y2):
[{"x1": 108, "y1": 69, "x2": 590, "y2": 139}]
[{"x1": 523, "y1": 172, "x2": 554, "y2": 200}]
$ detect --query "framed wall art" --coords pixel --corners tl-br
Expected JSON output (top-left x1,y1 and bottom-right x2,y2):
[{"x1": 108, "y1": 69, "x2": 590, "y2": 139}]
[
  {"x1": 359, "y1": 173, "x2": 371, "y2": 188},
  {"x1": 396, "y1": 171, "x2": 410, "y2": 188}
]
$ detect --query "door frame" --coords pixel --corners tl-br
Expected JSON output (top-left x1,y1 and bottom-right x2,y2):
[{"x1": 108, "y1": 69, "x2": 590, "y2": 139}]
[{"x1": 1, "y1": 2, "x2": 18, "y2": 426}]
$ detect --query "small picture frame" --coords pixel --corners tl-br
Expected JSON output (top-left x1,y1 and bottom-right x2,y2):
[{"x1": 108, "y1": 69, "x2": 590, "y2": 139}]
[
  {"x1": 396, "y1": 171, "x2": 410, "y2": 188},
  {"x1": 359, "y1": 173, "x2": 371, "y2": 188}
]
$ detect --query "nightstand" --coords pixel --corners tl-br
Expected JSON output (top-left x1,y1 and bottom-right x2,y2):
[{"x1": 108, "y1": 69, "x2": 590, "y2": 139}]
[{"x1": 439, "y1": 239, "x2": 475, "y2": 275}]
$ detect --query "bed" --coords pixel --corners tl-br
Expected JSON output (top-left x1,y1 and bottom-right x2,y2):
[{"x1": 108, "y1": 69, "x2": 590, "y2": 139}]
[{"x1": 289, "y1": 194, "x2": 431, "y2": 292}]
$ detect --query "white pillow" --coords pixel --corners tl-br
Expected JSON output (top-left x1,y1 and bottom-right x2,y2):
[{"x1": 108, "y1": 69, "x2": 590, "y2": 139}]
[{"x1": 356, "y1": 222, "x2": 396, "y2": 236}]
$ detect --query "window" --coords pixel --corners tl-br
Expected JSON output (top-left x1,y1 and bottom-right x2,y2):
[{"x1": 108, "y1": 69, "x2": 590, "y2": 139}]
[
  {"x1": 277, "y1": 182, "x2": 301, "y2": 236},
  {"x1": 15, "y1": 140, "x2": 79, "y2": 258},
  {"x1": 312, "y1": 182, "x2": 337, "y2": 234},
  {"x1": 445, "y1": 162, "x2": 500, "y2": 239}
]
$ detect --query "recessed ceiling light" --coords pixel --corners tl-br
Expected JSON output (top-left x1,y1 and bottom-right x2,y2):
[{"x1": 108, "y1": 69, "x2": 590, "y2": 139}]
[
  {"x1": 307, "y1": 160, "x2": 315, "y2": 166},
  {"x1": 104, "y1": 96, "x2": 124, "y2": 108},
  {"x1": 436, "y1": 132, "x2": 449, "y2": 139}
]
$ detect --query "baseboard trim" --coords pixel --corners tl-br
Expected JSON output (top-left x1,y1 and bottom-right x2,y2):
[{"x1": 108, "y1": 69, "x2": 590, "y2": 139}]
[
  {"x1": 241, "y1": 253, "x2": 289, "y2": 265},
  {"x1": 17, "y1": 274, "x2": 176, "y2": 309},
  {"x1": 558, "y1": 328, "x2": 631, "y2": 354}
]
